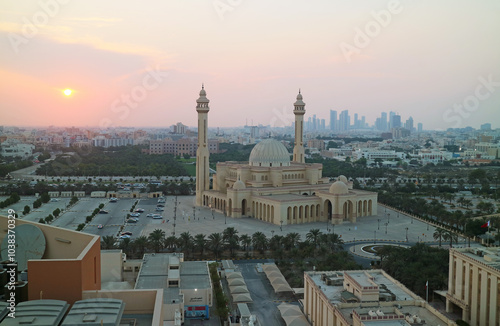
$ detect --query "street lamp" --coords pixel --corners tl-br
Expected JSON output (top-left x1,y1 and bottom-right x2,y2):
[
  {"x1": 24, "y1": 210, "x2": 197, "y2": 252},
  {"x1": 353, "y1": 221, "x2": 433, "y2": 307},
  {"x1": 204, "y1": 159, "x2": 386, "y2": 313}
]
[
  {"x1": 353, "y1": 237, "x2": 355, "y2": 252},
  {"x1": 271, "y1": 230, "x2": 275, "y2": 238},
  {"x1": 385, "y1": 222, "x2": 388, "y2": 234},
  {"x1": 280, "y1": 220, "x2": 283, "y2": 231},
  {"x1": 387, "y1": 213, "x2": 390, "y2": 224},
  {"x1": 405, "y1": 227, "x2": 409, "y2": 242},
  {"x1": 374, "y1": 231, "x2": 376, "y2": 244},
  {"x1": 378, "y1": 219, "x2": 380, "y2": 230}
]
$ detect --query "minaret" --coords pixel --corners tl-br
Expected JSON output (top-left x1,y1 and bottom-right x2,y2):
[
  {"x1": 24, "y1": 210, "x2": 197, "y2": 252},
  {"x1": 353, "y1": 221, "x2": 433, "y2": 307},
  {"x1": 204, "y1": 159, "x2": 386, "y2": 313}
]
[
  {"x1": 195, "y1": 85, "x2": 210, "y2": 206},
  {"x1": 293, "y1": 90, "x2": 306, "y2": 163}
]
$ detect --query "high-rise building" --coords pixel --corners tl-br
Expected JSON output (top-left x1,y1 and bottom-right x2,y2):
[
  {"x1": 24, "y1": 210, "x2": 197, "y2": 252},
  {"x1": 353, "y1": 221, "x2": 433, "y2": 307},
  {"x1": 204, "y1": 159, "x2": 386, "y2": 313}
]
[
  {"x1": 405, "y1": 117, "x2": 414, "y2": 132},
  {"x1": 320, "y1": 119, "x2": 325, "y2": 130},
  {"x1": 481, "y1": 123, "x2": 492, "y2": 130},
  {"x1": 418, "y1": 123, "x2": 423, "y2": 132},
  {"x1": 389, "y1": 111, "x2": 395, "y2": 129},
  {"x1": 392, "y1": 115, "x2": 402, "y2": 129},
  {"x1": 339, "y1": 110, "x2": 349, "y2": 132},
  {"x1": 381, "y1": 112, "x2": 388, "y2": 131},
  {"x1": 330, "y1": 110, "x2": 337, "y2": 131}
]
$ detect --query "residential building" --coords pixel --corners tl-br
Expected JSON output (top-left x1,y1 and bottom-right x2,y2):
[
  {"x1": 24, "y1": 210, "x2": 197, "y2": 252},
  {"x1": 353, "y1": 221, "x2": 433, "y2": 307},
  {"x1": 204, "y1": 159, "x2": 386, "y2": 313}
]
[
  {"x1": 0, "y1": 139, "x2": 35, "y2": 158},
  {"x1": 149, "y1": 137, "x2": 219, "y2": 156}
]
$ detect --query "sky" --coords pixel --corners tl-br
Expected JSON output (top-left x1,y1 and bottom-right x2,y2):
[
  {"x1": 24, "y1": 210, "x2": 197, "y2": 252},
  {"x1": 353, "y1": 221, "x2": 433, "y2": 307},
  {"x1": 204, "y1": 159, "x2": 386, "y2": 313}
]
[{"x1": 0, "y1": 0, "x2": 499, "y2": 130}]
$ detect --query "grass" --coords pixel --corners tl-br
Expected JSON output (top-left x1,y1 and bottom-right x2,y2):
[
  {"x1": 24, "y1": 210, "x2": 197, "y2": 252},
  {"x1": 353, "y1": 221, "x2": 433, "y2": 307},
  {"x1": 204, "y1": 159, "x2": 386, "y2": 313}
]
[{"x1": 183, "y1": 164, "x2": 196, "y2": 176}]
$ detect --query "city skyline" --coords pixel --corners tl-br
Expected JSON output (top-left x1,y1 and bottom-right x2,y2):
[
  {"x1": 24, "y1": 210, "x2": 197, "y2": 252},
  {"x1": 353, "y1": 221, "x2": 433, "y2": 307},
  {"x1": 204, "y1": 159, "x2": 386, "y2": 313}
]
[{"x1": 1, "y1": 1, "x2": 499, "y2": 129}]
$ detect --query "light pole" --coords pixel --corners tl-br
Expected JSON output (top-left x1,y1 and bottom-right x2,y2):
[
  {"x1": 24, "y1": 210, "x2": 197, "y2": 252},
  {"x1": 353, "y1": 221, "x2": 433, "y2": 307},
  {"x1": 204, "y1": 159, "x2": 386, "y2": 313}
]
[
  {"x1": 387, "y1": 213, "x2": 390, "y2": 224},
  {"x1": 378, "y1": 219, "x2": 380, "y2": 230},
  {"x1": 353, "y1": 237, "x2": 355, "y2": 252},
  {"x1": 271, "y1": 230, "x2": 274, "y2": 238},
  {"x1": 385, "y1": 222, "x2": 388, "y2": 234},
  {"x1": 193, "y1": 206, "x2": 195, "y2": 220},
  {"x1": 405, "y1": 227, "x2": 409, "y2": 242},
  {"x1": 280, "y1": 220, "x2": 283, "y2": 232},
  {"x1": 374, "y1": 230, "x2": 376, "y2": 244}
]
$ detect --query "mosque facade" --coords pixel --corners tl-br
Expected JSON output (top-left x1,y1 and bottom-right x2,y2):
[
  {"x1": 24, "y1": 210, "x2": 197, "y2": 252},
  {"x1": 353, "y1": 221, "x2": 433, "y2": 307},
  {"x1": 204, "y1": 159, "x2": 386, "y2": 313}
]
[{"x1": 195, "y1": 87, "x2": 377, "y2": 226}]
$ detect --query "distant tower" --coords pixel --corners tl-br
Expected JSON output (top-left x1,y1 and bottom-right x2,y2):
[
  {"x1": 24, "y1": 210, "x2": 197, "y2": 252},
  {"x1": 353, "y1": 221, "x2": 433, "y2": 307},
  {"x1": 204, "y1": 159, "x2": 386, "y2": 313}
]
[
  {"x1": 195, "y1": 85, "x2": 210, "y2": 206},
  {"x1": 293, "y1": 90, "x2": 306, "y2": 163}
]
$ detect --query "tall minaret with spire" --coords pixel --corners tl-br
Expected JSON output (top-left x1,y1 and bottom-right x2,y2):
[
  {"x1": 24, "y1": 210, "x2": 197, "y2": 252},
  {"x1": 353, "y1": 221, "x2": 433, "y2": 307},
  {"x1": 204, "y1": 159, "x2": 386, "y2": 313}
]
[
  {"x1": 195, "y1": 85, "x2": 210, "y2": 206},
  {"x1": 293, "y1": 90, "x2": 306, "y2": 163}
]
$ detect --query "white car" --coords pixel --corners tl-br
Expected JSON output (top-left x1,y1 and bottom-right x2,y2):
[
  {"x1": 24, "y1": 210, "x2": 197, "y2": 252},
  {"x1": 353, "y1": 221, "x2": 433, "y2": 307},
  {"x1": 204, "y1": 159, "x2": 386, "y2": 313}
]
[{"x1": 152, "y1": 215, "x2": 163, "y2": 219}]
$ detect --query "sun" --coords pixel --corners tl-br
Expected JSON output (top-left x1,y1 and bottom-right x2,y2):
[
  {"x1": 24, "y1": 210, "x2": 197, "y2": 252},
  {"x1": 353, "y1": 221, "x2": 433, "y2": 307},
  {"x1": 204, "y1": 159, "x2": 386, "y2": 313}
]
[{"x1": 63, "y1": 89, "x2": 73, "y2": 96}]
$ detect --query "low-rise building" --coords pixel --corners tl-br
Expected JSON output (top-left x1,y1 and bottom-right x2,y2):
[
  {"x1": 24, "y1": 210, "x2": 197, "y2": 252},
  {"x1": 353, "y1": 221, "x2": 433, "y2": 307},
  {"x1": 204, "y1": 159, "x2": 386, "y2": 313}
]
[
  {"x1": 304, "y1": 269, "x2": 455, "y2": 326},
  {"x1": 446, "y1": 247, "x2": 500, "y2": 326}
]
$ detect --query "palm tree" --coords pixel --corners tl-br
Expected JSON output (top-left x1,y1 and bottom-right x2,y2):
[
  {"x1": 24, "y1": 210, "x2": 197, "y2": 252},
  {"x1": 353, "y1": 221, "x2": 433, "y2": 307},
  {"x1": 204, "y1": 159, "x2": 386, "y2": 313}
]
[
  {"x1": 194, "y1": 234, "x2": 206, "y2": 257},
  {"x1": 433, "y1": 227, "x2": 445, "y2": 247},
  {"x1": 178, "y1": 232, "x2": 193, "y2": 256},
  {"x1": 306, "y1": 229, "x2": 322, "y2": 248},
  {"x1": 164, "y1": 235, "x2": 177, "y2": 251},
  {"x1": 269, "y1": 235, "x2": 284, "y2": 251},
  {"x1": 133, "y1": 235, "x2": 148, "y2": 258},
  {"x1": 223, "y1": 227, "x2": 239, "y2": 256},
  {"x1": 443, "y1": 230, "x2": 458, "y2": 248},
  {"x1": 148, "y1": 229, "x2": 166, "y2": 253},
  {"x1": 322, "y1": 233, "x2": 344, "y2": 252},
  {"x1": 252, "y1": 232, "x2": 268, "y2": 254},
  {"x1": 207, "y1": 233, "x2": 224, "y2": 259},
  {"x1": 119, "y1": 237, "x2": 132, "y2": 256},
  {"x1": 101, "y1": 235, "x2": 116, "y2": 250},
  {"x1": 239, "y1": 234, "x2": 252, "y2": 251},
  {"x1": 284, "y1": 232, "x2": 301, "y2": 250}
]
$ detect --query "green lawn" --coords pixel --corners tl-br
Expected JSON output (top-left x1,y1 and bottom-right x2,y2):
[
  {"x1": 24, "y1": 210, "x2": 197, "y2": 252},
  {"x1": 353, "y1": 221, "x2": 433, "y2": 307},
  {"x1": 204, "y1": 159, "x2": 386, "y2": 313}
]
[{"x1": 183, "y1": 163, "x2": 196, "y2": 176}]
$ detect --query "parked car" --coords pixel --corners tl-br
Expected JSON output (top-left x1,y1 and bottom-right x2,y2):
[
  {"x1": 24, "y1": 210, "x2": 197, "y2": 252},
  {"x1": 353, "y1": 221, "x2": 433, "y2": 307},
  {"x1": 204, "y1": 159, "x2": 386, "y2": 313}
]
[
  {"x1": 157, "y1": 204, "x2": 165, "y2": 207},
  {"x1": 97, "y1": 224, "x2": 103, "y2": 229},
  {"x1": 146, "y1": 213, "x2": 154, "y2": 217},
  {"x1": 126, "y1": 219, "x2": 138, "y2": 223},
  {"x1": 155, "y1": 207, "x2": 164, "y2": 211},
  {"x1": 135, "y1": 208, "x2": 145, "y2": 212},
  {"x1": 119, "y1": 235, "x2": 131, "y2": 239},
  {"x1": 99, "y1": 210, "x2": 109, "y2": 214},
  {"x1": 130, "y1": 213, "x2": 140, "y2": 217},
  {"x1": 121, "y1": 231, "x2": 133, "y2": 236},
  {"x1": 152, "y1": 215, "x2": 163, "y2": 219}
]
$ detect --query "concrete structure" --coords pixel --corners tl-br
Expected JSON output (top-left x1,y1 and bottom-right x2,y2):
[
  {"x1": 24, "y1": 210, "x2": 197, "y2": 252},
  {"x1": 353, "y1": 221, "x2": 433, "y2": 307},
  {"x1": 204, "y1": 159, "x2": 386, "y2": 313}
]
[
  {"x1": 305, "y1": 269, "x2": 455, "y2": 326},
  {"x1": 0, "y1": 139, "x2": 34, "y2": 159},
  {"x1": 195, "y1": 85, "x2": 211, "y2": 207},
  {"x1": 292, "y1": 90, "x2": 306, "y2": 164},
  {"x1": 446, "y1": 247, "x2": 500, "y2": 326},
  {"x1": 197, "y1": 91, "x2": 378, "y2": 226},
  {"x1": 149, "y1": 137, "x2": 218, "y2": 156},
  {"x1": 0, "y1": 300, "x2": 69, "y2": 326}
]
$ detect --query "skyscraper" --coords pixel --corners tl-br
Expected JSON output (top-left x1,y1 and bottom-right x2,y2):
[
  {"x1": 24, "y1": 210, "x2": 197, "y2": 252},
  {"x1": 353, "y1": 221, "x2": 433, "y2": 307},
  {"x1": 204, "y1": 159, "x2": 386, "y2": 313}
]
[
  {"x1": 339, "y1": 110, "x2": 349, "y2": 132},
  {"x1": 330, "y1": 110, "x2": 337, "y2": 131},
  {"x1": 418, "y1": 123, "x2": 423, "y2": 132},
  {"x1": 392, "y1": 115, "x2": 402, "y2": 129},
  {"x1": 381, "y1": 112, "x2": 388, "y2": 131},
  {"x1": 405, "y1": 117, "x2": 414, "y2": 132}
]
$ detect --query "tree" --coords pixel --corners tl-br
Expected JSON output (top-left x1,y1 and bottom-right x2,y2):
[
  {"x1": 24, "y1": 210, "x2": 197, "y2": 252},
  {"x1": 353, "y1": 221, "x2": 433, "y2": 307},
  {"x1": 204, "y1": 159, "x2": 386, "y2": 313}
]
[
  {"x1": 252, "y1": 232, "x2": 268, "y2": 254},
  {"x1": 222, "y1": 227, "x2": 239, "y2": 256},
  {"x1": 119, "y1": 237, "x2": 132, "y2": 256},
  {"x1": 284, "y1": 232, "x2": 301, "y2": 250},
  {"x1": 178, "y1": 232, "x2": 193, "y2": 256},
  {"x1": 148, "y1": 229, "x2": 166, "y2": 253},
  {"x1": 164, "y1": 235, "x2": 178, "y2": 250},
  {"x1": 477, "y1": 201, "x2": 495, "y2": 215},
  {"x1": 433, "y1": 228, "x2": 446, "y2": 247},
  {"x1": 23, "y1": 205, "x2": 30, "y2": 215},
  {"x1": 53, "y1": 208, "x2": 61, "y2": 217},
  {"x1": 101, "y1": 235, "x2": 116, "y2": 249},
  {"x1": 208, "y1": 233, "x2": 224, "y2": 259},
  {"x1": 194, "y1": 234, "x2": 206, "y2": 257},
  {"x1": 306, "y1": 229, "x2": 322, "y2": 248},
  {"x1": 133, "y1": 236, "x2": 148, "y2": 258},
  {"x1": 239, "y1": 234, "x2": 252, "y2": 252},
  {"x1": 443, "y1": 230, "x2": 458, "y2": 248}
]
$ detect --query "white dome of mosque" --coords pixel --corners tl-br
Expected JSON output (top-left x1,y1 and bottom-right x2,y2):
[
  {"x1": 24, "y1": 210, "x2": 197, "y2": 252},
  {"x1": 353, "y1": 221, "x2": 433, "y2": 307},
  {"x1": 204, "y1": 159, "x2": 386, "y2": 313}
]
[
  {"x1": 233, "y1": 180, "x2": 246, "y2": 190},
  {"x1": 249, "y1": 139, "x2": 291, "y2": 167},
  {"x1": 338, "y1": 175, "x2": 348, "y2": 184},
  {"x1": 329, "y1": 180, "x2": 349, "y2": 195}
]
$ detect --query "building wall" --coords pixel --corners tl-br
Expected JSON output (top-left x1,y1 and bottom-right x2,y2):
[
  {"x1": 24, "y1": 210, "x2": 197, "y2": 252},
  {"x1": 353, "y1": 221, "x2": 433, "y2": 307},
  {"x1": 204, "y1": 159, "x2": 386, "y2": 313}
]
[
  {"x1": 446, "y1": 249, "x2": 500, "y2": 326},
  {"x1": 101, "y1": 251, "x2": 123, "y2": 283}
]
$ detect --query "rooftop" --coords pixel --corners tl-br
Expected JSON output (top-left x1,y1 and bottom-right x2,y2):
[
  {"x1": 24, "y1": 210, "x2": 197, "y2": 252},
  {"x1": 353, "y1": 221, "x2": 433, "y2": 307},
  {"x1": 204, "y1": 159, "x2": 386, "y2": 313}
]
[{"x1": 454, "y1": 247, "x2": 500, "y2": 271}]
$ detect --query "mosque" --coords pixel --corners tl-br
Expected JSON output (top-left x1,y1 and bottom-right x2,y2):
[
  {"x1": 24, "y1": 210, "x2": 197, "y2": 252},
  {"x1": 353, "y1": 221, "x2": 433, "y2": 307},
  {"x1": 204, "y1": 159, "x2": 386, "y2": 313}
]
[{"x1": 195, "y1": 86, "x2": 377, "y2": 226}]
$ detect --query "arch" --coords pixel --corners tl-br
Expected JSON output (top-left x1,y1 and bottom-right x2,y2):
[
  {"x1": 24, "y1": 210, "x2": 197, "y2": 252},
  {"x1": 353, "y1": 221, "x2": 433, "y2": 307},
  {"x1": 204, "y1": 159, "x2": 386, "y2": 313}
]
[
  {"x1": 226, "y1": 183, "x2": 230, "y2": 189},
  {"x1": 267, "y1": 205, "x2": 271, "y2": 222},
  {"x1": 293, "y1": 206, "x2": 297, "y2": 222},
  {"x1": 324, "y1": 199, "x2": 333, "y2": 223},
  {"x1": 299, "y1": 206, "x2": 303, "y2": 220},
  {"x1": 228, "y1": 198, "x2": 232, "y2": 216},
  {"x1": 305, "y1": 205, "x2": 309, "y2": 220},
  {"x1": 242, "y1": 199, "x2": 247, "y2": 216},
  {"x1": 368, "y1": 200, "x2": 372, "y2": 215},
  {"x1": 343, "y1": 200, "x2": 354, "y2": 220},
  {"x1": 358, "y1": 201, "x2": 362, "y2": 216},
  {"x1": 302, "y1": 192, "x2": 308, "y2": 196},
  {"x1": 271, "y1": 206, "x2": 274, "y2": 224},
  {"x1": 259, "y1": 203, "x2": 262, "y2": 219},
  {"x1": 316, "y1": 204, "x2": 321, "y2": 221},
  {"x1": 287, "y1": 206, "x2": 291, "y2": 220},
  {"x1": 310, "y1": 205, "x2": 315, "y2": 219}
]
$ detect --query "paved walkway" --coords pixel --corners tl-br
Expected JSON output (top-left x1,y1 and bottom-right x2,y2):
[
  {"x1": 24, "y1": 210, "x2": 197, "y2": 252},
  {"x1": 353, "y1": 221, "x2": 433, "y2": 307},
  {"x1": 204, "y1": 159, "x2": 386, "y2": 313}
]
[{"x1": 140, "y1": 196, "x2": 443, "y2": 244}]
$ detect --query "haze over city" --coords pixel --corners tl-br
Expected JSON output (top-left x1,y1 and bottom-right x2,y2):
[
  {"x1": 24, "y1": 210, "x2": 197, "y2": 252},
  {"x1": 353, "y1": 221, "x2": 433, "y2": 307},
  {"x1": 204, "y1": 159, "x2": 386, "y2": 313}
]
[{"x1": 1, "y1": 0, "x2": 499, "y2": 129}]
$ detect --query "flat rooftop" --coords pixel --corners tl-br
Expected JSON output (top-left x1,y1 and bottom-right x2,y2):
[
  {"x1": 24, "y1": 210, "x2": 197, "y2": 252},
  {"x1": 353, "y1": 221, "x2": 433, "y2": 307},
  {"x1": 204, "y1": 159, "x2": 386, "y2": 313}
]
[
  {"x1": 180, "y1": 261, "x2": 211, "y2": 290},
  {"x1": 455, "y1": 247, "x2": 500, "y2": 271},
  {"x1": 306, "y1": 270, "x2": 416, "y2": 304}
]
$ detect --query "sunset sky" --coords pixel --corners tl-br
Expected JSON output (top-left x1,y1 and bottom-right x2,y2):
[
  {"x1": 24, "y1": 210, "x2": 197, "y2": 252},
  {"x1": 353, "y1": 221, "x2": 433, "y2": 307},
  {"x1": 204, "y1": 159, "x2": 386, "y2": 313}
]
[{"x1": 1, "y1": 0, "x2": 499, "y2": 130}]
